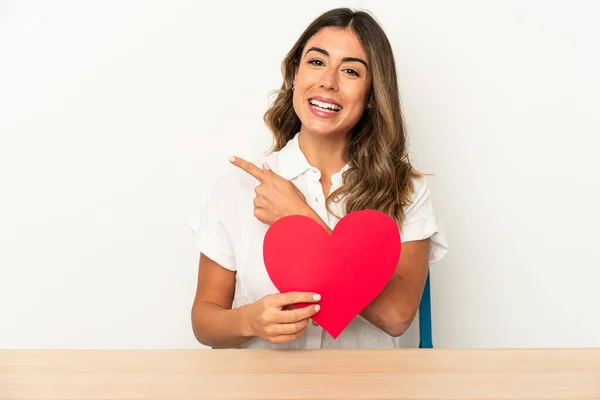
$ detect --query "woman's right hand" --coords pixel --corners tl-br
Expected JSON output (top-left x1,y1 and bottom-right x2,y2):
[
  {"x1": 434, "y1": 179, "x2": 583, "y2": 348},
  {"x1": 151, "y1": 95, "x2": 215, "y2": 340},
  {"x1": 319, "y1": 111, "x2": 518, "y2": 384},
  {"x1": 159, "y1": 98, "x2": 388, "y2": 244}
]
[{"x1": 243, "y1": 292, "x2": 321, "y2": 344}]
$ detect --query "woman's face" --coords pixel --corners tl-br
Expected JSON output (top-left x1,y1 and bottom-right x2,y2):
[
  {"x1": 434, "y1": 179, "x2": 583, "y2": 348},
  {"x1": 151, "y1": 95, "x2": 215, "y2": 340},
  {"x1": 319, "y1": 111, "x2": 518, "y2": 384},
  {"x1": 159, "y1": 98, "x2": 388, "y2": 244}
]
[{"x1": 292, "y1": 27, "x2": 372, "y2": 139}]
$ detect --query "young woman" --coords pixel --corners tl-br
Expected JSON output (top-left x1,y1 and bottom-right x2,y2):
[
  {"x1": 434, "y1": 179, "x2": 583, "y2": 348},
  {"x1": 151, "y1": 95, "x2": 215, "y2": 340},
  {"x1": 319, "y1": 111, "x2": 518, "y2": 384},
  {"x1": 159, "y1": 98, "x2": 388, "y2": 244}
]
[{"x1": 191, "y1": 8, "x2": 448, "y2": 349}]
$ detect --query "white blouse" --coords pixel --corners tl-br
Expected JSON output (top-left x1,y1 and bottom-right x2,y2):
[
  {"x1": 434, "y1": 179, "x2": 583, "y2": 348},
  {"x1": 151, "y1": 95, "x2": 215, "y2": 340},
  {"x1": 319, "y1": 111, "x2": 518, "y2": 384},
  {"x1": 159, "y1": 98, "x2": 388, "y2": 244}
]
[{"x1": 191, "y1": 132, "x2": 448, "y2": 349}]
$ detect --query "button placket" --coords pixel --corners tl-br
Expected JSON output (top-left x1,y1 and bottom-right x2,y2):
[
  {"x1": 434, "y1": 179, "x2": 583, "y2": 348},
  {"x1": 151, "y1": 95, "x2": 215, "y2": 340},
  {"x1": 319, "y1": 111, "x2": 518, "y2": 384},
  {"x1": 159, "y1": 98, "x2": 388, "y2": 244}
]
[{"x1": 308, "y1": 174, "x2": 325, "y2": 211}]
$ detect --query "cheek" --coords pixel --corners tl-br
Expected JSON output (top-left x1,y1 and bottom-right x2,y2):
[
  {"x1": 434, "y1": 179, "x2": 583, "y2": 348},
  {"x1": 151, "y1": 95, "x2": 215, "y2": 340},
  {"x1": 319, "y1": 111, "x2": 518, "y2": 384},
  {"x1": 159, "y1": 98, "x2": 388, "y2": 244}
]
[
  {"x1": 292, "y1": 91, "x2": 308, "y2": 119},
  {"x1": 295, "y1": 65, "x2": 313, "y2": 83},
  {"x1": 346, "y1": 88, "x2": 370, "y2": 110},
  {"x1": 342, "y1": 79, "x2": 369, "y2": 98}
]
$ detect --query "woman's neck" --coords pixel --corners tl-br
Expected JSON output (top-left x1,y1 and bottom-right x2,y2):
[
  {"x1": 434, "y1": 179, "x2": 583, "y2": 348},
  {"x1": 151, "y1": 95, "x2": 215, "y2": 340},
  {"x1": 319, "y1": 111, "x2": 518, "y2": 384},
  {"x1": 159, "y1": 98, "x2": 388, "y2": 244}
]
[{"x1": 297, "y1": 129, "x2": 348, "y2": 177}]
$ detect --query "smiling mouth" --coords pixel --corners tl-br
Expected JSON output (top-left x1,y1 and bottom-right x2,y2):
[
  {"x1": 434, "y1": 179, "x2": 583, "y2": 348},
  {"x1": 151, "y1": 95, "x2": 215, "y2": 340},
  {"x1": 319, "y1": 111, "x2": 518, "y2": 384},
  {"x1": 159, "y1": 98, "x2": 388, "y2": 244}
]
[{"x1": 308, "y1": 98, "x2": 342, "y2": 113}]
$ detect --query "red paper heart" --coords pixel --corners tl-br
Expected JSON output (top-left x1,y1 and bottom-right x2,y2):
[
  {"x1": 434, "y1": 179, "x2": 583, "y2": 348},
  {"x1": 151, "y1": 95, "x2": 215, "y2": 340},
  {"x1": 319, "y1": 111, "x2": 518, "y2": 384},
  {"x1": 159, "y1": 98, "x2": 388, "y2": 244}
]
[{"x1": 263, "y1": 209, "x2": 401, "y2": 339}]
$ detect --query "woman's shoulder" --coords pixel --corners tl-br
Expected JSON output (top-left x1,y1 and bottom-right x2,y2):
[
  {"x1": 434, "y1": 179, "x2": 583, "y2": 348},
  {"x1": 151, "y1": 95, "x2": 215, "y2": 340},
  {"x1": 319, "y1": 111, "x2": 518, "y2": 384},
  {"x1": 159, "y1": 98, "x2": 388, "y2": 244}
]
[
  {"x1": 402, "y1": 174, "x2": 436, "y2": 220},
  {"x1": 407, "y1": 173, "x2": 430, "y2": 200}
]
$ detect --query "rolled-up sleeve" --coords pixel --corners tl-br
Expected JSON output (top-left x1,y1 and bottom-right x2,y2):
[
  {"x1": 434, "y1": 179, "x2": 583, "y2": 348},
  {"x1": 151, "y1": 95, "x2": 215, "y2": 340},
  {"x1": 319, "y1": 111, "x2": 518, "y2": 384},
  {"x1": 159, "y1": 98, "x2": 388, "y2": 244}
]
[
  {"x1": 190, "y1": 175, "x2": 236, "y2": 271},
  {"x1": 400, "y1": 177, "x2": 449, "y2": 264}
]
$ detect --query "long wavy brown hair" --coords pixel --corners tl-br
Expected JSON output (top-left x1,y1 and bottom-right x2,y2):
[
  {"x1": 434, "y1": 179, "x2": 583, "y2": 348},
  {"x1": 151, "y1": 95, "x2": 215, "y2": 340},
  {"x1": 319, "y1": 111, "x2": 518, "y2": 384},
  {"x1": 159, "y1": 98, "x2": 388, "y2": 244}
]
[{"x1": 263, "y1": 7, "x2": 423, "y2": 228}]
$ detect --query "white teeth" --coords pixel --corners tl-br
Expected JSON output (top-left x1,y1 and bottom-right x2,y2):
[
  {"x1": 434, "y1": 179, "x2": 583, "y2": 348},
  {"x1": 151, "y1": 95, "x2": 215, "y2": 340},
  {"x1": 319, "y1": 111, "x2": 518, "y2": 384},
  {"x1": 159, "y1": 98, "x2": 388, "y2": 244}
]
[{"x1": 309, "y1": 99, "x2": 341, "y2": 111}]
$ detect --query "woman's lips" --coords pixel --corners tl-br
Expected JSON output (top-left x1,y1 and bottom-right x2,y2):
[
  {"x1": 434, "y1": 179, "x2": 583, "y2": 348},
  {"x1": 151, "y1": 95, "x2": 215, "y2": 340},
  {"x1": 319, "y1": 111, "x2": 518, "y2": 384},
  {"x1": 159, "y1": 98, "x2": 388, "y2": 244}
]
[{"x1": 307, "y1": 99, "x2": 341, "y2": 119}]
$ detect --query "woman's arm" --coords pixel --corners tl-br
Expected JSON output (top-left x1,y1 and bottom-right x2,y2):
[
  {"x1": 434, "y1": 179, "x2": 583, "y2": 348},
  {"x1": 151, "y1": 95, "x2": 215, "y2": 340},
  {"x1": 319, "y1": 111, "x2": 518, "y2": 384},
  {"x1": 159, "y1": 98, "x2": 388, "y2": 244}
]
[
  {"x1": 191, "y1": 253, "x2": 322, "y2": 348},
  {"x1": 191, "y1": 254, "x2": 253, "y2": 348},
  {"x1": 359, "y1": 239, "x2": 431, "y2": 337}
]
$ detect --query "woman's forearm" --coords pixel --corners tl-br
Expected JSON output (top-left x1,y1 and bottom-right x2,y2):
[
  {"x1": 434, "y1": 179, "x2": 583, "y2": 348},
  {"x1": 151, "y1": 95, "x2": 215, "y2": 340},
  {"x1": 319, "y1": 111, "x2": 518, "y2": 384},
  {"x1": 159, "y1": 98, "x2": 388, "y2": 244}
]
[
  {"x1": 191, "y1": 301, "x2": 254, "y2": 349},
  {"x1": 359, "y1": 276, "x2": 412, "y2": 336}
]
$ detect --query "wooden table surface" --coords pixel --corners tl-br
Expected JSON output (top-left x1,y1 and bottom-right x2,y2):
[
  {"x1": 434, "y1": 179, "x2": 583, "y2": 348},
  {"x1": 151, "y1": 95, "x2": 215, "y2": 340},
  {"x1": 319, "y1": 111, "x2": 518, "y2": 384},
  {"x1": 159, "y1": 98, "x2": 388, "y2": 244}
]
[{"x1": 1, "y1": 348, "x2": 599, "y2": 399}]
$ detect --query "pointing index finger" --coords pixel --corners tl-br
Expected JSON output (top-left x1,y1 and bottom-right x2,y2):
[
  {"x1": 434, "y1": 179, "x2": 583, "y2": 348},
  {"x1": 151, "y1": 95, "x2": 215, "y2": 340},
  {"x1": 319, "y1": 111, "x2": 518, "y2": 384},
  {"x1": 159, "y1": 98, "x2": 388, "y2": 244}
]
[{"x1": 229, "y1": 156, "x2": 266, "y2": 182}]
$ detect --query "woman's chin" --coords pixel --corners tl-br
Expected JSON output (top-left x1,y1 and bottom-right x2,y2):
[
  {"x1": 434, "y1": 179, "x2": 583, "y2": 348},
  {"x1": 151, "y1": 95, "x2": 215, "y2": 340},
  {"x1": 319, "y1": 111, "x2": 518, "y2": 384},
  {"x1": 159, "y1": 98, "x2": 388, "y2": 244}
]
[{"x1": 301, "y1": 121, "x2": 345, "y2": 137}]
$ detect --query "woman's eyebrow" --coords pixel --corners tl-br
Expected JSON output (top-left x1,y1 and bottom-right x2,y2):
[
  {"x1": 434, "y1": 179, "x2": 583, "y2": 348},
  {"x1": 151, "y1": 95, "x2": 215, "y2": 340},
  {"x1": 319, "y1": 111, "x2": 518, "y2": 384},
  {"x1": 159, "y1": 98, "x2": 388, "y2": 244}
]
[{"x1": 305, "y1": 47, "x2": 369, "y2": 70}]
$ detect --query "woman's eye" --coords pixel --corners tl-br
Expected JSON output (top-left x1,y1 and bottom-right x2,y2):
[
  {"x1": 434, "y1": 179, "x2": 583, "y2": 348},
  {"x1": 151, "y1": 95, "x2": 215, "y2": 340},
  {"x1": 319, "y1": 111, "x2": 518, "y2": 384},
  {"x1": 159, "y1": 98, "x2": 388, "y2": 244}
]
[{"x1": 307, "y1": 59, "x2": 360, "y2": 77}]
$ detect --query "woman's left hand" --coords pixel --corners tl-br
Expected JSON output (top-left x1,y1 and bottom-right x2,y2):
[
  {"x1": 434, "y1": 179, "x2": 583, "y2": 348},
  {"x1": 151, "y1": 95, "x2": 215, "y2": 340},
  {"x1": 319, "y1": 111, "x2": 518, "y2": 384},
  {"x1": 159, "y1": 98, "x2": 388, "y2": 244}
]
[{"x1": 229, "y1": 156, "x2": 310, "y2": 225}]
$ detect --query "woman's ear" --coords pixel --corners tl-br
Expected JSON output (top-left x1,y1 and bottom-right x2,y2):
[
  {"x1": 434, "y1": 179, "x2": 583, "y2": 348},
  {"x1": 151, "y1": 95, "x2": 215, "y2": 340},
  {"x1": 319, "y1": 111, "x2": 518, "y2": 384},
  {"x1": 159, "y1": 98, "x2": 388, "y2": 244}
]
[
  {"x1": 291, "y1": 74, "x2": 298, "y2": 92},
  {"x1": 367, "y1": 90, "x2": 375, "y2": 109}
]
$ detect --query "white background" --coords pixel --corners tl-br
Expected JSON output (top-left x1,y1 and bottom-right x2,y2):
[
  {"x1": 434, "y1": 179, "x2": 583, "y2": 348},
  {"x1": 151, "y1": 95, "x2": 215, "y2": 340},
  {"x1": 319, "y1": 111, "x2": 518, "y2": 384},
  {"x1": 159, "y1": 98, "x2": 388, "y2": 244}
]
[{"x1": 1, "y1": 1, "x2": 599, "y2": 349}]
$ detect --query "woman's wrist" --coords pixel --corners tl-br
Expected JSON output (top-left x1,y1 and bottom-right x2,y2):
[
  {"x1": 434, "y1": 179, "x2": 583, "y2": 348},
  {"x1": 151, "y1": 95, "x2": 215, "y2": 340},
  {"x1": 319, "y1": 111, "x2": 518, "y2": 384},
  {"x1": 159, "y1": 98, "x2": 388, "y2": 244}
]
[
  {"x1": 298, "y1": 204, "x2": 318, "y2": 220},
  {"x1": 237, "y1": 304, "x2": 255, "y2": 339},
  {"x1": 300, "y1": 205, "x2": 332, "y2": 234}
]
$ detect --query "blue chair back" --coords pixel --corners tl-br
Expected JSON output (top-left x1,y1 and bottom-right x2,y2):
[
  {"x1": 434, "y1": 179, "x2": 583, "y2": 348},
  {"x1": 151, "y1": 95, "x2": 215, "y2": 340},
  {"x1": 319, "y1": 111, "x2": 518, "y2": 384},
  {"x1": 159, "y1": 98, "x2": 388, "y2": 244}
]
[{"x1": 418, "y1": 271, "x2": 433, "y2": 348}]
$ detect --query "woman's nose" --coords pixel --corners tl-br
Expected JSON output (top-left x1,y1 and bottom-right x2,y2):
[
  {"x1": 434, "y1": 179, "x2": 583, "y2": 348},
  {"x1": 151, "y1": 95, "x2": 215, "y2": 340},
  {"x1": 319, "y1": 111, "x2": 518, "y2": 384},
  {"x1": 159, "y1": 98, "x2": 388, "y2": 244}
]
[{"x1": 319, "y1": 68, "x2": 339, "y2": 91}]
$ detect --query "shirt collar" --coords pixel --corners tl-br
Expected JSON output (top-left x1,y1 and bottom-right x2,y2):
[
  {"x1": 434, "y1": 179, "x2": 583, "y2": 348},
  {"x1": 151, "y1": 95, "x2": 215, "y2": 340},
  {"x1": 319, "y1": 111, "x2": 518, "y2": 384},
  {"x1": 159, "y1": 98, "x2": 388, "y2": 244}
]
[
  {"x1": 277, "y1": 133, "x2": 312, "y2": 180},
  {"x1": 277, "y1": 132, "x2": 351, "y2": 181}
]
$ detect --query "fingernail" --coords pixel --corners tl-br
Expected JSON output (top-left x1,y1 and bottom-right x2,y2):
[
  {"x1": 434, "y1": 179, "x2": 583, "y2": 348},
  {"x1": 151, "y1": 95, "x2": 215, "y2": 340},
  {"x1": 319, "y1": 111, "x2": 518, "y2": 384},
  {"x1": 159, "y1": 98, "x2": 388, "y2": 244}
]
[
  {"x1": 313, "y1": 294, "x2": 321, "y2": 301},
  {"x1": 314, "y1": 304, "x2": 321, "y2": 312},
  {"x1": 263, "y1": 162, "x2": 270, "y2": 170},
  {"x1": 228, "y1": 156, "x2": 235, "y2": 162}
]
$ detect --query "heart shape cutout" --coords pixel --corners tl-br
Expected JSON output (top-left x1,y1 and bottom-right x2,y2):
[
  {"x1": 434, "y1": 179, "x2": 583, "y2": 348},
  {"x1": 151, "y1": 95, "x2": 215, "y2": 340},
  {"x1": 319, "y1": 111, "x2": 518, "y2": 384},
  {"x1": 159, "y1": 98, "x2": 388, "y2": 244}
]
[{"x1": 263, "y1": 209, "x2": 401, "y2": 339}]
